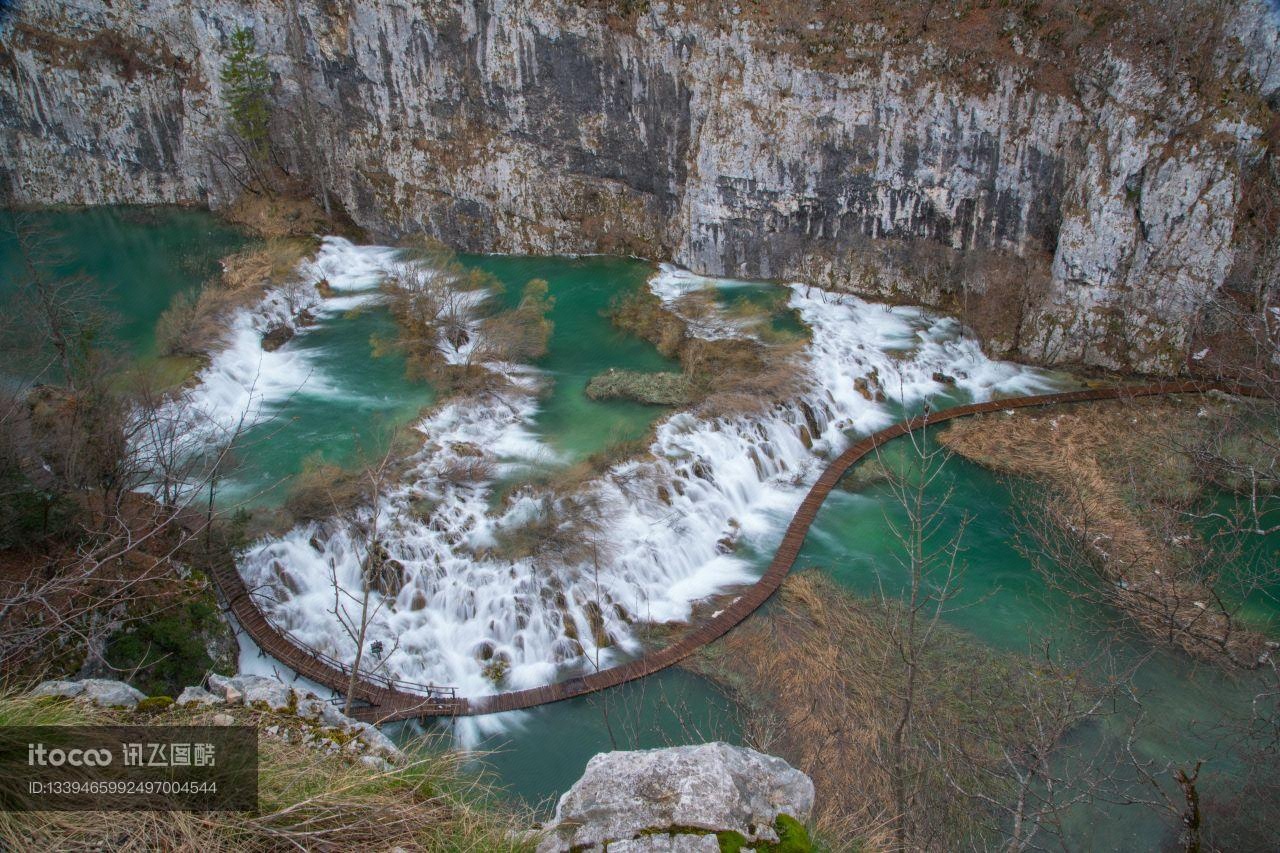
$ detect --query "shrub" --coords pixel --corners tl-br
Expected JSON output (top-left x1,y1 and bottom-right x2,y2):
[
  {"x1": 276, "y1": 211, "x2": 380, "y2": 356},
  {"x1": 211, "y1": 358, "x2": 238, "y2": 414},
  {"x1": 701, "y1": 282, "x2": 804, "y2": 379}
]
[
  {"x1": 154, "y1": 289, "x2": 202, "y2": 357},
  {"x1": 104, "y1": 600, "x2": 227, "y2": 697},
  {"x1": 584, "y1": 369, "x2": 692, "y2": 405},
  {"x1": 609, "y1": 288, "x2": 686, "y2": 357},
  {"x1": 478, "y1": 278, "x2": 555, "y2": 363}
]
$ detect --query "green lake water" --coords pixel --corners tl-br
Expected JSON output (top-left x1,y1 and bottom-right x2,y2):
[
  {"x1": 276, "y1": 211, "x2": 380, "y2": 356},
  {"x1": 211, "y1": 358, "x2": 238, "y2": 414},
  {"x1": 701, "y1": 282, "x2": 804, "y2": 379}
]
[
  {"x1": 8, "y1": 206, "x2": 1277, "y2": 846},
  {"x1": 0, "y1": 206, "x2": 247, "y2": 356},
  {"x1": 218, "y1": 304, "x2": 436, "y2": 507},
  {"x1": 465, "y1": 254, "x2": 679, "y2": 462},
  {"x1": 207, "y1": 252, "x2": 682, "y2": 507}
]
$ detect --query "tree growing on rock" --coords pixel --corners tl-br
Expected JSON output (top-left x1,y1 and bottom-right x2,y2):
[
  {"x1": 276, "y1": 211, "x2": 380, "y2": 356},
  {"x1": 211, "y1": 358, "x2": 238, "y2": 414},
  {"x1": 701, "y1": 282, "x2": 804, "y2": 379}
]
[{"x1": 220, "y1": 27, "x2": 273, "y2": 180}]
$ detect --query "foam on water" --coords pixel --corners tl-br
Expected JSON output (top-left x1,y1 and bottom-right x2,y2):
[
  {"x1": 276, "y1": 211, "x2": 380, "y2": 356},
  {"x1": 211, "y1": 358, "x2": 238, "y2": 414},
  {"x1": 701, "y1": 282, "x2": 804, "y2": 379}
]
[
  {"x1": 160, "y1": 238, "x2": 395, "y2": 447},
  {"x1": 225, "y1": 248, "x2": 1060, "y2": 717}
]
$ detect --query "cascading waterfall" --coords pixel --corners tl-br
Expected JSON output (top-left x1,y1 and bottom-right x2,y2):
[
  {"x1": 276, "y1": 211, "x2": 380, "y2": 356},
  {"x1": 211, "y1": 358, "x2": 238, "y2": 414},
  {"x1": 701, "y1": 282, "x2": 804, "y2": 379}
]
[{"x1": 202, "y1": 244, "x2": 1058, "y2": 708}]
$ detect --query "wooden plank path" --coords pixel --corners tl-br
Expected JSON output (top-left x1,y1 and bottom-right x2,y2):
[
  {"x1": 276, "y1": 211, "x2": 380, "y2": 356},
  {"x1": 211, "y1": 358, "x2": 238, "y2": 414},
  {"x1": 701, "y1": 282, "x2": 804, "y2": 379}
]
[{"x1": 209, "y1": 380, "x2": 1251, "y2": 723}]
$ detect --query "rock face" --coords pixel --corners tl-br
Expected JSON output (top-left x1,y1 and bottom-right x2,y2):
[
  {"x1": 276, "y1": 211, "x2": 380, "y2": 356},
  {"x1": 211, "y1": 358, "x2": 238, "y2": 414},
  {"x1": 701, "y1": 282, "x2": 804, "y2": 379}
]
[
  {"x1": 1, "y1": 0, "x2": 1277, "y2": 372},
  {"x1": 537, "y1": 742, "x2": 815, "y2": 852}
]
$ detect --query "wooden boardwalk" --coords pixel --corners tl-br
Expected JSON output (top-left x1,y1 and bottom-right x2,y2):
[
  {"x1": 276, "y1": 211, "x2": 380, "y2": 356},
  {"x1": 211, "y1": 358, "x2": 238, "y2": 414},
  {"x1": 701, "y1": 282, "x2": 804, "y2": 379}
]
[{"x1": 210, "y1": 380, "x2": 1247, "y2": 723}]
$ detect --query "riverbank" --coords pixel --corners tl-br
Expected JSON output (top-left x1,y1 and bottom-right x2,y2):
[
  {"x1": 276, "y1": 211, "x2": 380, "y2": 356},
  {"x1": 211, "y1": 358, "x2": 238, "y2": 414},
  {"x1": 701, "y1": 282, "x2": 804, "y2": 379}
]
[{"x1": 940, "y1": 393, "x2": 1279, "y2": 666}]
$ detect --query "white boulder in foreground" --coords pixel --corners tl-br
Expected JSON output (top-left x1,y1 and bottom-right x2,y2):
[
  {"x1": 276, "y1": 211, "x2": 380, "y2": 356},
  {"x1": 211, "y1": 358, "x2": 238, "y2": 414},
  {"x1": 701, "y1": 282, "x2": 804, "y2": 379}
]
[
  {"x1": 537, "y1": 742, "x2": 815, "y2": 852},
  {"x1": 30, "y1": 678, "x2": 146, "y2": 709}
]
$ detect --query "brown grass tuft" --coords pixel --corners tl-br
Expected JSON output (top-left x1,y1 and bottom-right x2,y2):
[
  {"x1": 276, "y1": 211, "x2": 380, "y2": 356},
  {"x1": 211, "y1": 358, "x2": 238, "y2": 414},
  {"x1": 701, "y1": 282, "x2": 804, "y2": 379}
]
[{"x1": 0, "y1": 695, "x2": 532, "y2": 851}]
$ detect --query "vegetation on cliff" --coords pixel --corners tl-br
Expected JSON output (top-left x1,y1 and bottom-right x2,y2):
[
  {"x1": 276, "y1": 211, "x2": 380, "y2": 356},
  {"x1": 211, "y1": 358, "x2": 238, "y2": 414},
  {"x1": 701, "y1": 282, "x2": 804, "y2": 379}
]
[{"x1": 0, "y1": 692, "x2": 531, "y2": 851}]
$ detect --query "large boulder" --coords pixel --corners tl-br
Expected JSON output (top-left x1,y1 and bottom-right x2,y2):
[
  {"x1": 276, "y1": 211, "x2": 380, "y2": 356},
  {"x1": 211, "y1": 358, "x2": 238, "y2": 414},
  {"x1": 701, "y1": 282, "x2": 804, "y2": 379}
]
[
  {"x1": 207, "y1": 674, "x2": 294, "y2": 710},
  {"x1": 30, "y1": 679, "x2": 146, "y2": 709},
  {"x1": 537, "y1": 742, "x2": 815, "y2": 852}
]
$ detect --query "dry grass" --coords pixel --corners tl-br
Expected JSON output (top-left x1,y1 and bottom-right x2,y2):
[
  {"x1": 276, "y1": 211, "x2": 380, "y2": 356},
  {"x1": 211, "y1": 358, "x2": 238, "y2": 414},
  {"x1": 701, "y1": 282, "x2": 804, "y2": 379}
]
[
  {"x1": 687, "y1": 572, "x2": 1042, "y2": 849},
  {"x1": 221, "y1": 240, "x2": 316, "y2": 292},
  {"x1": 155, "y1": 239, "x2": 316, "y2": 359},
  {"x1": 609, "y1": 287, "x2": 811, "y2": 417},
  {"x1": 609, "y1": 288, "x2": 686, "y2": 358},
  {"x1": 940, "y1": 398, "x2": 1274, "y2": 666},
  {"x1": 282, "y1": 455, "x2": 371, "y2": 524},
  {"x1": 0, "y1": 694, "x2": 533, "y2": 852},
  {"x1": 221, "y1": 193, "x2": 332, "y2": 240}
]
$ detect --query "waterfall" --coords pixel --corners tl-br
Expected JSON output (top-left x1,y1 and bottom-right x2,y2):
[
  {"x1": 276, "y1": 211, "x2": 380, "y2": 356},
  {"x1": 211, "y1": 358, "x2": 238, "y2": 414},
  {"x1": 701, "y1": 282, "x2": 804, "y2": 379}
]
[{"x1": 190, "y1": 242, "x2": 1058, "y2": 706}]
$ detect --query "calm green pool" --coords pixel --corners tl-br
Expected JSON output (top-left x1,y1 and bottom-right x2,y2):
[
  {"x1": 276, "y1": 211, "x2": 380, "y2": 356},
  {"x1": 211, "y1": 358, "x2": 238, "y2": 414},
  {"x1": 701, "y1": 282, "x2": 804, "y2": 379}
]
[
  {"x1": 0, "y1": 206, "x2": 247, "y2": 356},
  {"x1": 12, "y1": 206, "x2": 1276, "y2": 846}
]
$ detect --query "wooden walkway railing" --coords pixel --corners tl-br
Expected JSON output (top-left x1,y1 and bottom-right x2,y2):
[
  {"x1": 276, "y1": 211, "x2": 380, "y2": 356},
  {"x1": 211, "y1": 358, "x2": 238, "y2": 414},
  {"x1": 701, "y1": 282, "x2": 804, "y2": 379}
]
[{"x1": 209, "y1": 380, "x2": 1252, "y2": 723}]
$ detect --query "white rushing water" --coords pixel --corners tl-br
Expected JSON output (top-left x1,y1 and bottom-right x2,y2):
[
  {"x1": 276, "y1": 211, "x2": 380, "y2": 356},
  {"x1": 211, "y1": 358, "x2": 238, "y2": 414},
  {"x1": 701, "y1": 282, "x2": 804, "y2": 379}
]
[
  {"x1": 134, "y1": 237, "x2": 401, "y2": 495},
  {"x1": 202, "y1": 246, "x2": 1060, "y2": 719}
]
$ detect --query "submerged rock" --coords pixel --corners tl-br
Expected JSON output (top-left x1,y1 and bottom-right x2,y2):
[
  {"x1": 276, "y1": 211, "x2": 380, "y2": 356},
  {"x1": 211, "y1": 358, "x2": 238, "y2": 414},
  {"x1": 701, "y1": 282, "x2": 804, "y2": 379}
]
[
  {"x1": 537, "y1": 742, "x2": 814, "y2": 852},
  {"x1": 261, "y1": 323, "x2": 295, "y2": 351}
]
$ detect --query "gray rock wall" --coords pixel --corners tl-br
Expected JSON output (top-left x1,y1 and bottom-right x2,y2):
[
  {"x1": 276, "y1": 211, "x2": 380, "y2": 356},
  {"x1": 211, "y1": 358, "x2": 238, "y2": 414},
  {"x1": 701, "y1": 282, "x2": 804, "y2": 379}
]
[{"x1": 2, "y1": 0, "x2": 1277, "y2": 372}]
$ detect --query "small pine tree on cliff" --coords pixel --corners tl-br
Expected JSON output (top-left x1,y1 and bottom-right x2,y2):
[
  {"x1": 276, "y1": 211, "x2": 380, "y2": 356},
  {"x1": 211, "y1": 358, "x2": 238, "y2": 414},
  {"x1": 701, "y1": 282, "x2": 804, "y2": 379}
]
[{"x1": 220, "y1": 26, "x2": 272, "y2": 164}]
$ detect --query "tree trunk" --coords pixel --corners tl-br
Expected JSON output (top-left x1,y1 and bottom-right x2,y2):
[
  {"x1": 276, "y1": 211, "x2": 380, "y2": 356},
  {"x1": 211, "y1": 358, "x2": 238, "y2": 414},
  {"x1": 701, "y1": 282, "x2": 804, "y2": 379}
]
[{"x1": 1176, "y1": 764, "x2": 1203, "y2": 853}]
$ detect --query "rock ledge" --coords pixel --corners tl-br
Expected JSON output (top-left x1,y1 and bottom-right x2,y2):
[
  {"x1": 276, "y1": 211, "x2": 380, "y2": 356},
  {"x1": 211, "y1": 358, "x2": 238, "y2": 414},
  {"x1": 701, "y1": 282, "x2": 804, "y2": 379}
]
[{"x1": 537, "y1": 742, "x2": 815, "y2": 852}]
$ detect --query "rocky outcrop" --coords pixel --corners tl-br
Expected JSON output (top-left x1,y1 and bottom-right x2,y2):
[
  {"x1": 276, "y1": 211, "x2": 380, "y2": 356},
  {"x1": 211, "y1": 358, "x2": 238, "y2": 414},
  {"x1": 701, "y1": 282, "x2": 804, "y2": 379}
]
[
  {"x1": 1, "y1": 0, "x2": 1277, "y2": 372},
  {"x1": 202, "y1": 673, "x2": 402, "y2": 758},
  {"x1": 537, "y1": 742, "x2": 815, "y2": 852},
  {"x1": 28, "y1": 674, "x2": 403, "y2": 762},
  {"x1": 30, "y1": 678, "x2": 146, "y2": 709}
]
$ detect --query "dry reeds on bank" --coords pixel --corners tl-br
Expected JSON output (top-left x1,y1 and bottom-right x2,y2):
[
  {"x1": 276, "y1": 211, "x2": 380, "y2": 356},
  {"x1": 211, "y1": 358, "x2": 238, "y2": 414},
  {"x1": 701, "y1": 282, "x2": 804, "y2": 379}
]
[
  {"x1": 940, "y1": 397, "x2": 1276, "y2": 668},
  {"x1": 687, "y1": 572, "x2": 1045, "y2": 850},
  {"x1": 0, "y1": 694, "x2": 533, "y2": 852}
]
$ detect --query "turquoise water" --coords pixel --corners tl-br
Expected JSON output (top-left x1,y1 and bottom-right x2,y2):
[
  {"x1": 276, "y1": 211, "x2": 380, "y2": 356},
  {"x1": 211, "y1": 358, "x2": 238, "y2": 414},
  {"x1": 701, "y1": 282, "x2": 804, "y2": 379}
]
[
  {"x1": 465, "y1": 254, "x2": 679, "y2": 462},
  {"x1": 0, "y1": 206, "x2": 247, "y2": 356},
  {"x1": 412, "y1": 668, "x2": 742, "y2": 812},
  {"x1": 11, "y1": 207, "x2": 1276, "y2": 845},
  {"x1": 219, "y1": 304, "x2": 436, "y2": 507},
  {"x1": 220, "y1": 253, "x2": 681, "y2": 507}
]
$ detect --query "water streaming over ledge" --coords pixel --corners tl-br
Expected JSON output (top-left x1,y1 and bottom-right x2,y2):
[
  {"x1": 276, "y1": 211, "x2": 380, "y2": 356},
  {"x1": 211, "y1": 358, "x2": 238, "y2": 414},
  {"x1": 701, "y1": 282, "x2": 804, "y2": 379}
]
[{"x1": 182, "y1": 239, "x2": 1061, "y2": 706}]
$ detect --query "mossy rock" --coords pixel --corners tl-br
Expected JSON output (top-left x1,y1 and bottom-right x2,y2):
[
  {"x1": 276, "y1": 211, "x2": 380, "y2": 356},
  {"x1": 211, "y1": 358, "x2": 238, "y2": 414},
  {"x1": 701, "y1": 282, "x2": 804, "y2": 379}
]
[
  {"x1": 136, "y1": 696, "x2": 175, "y2": 713},
  {"x1": 837, "y1": 459, "x2": 892, "y2": 492},
  {"x1": 105, "y1": 598, "x2": 234, "y2": 697},
  {"x1": 644, "y1": 814, "x2": 813, "y2": 853}
]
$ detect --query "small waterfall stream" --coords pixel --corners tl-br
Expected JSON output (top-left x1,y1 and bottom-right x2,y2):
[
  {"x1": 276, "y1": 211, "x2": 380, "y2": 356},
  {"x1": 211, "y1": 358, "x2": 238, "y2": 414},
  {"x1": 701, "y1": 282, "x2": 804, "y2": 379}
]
[{"x1": 182, "y1": 239, "x2": 1057, "y2": 703}]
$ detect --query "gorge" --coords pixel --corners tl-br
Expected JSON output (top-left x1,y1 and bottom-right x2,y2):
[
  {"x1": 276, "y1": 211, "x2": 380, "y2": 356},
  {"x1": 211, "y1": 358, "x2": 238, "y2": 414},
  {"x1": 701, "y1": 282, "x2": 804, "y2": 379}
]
[
  {"x1": 2, "y1": 1, "x2": 1279, "y2": 850},
  {"x1": 3, "y1": 0, "x2": 1279, "y2": 373}
]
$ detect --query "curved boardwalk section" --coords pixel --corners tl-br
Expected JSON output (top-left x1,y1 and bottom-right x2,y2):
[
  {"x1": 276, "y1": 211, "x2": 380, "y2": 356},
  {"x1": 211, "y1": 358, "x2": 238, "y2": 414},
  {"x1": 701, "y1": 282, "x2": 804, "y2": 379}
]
[{"x1": 211, "y1": 380, "x2": 1245, "y2": 722}]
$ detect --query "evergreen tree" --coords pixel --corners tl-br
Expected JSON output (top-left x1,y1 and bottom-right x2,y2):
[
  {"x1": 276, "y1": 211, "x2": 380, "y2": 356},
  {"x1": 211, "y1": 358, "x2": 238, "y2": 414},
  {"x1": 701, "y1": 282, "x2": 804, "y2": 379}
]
[{"x1": 220, "y1": 26, "x2": 272, "y2": 162}]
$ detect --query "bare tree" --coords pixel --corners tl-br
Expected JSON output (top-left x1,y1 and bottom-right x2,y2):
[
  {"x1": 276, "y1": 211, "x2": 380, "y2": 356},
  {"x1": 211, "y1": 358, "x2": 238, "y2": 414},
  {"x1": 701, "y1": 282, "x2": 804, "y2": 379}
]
[
  {"x1": 874, "y1": 409, "x2": 969, "y2": 848},
  {"x1": 0, "y1": 213, "x2": 257, "y2": 680},
  {"x1": 325, "y1": 448, "x2": 403, "y2": 714}
]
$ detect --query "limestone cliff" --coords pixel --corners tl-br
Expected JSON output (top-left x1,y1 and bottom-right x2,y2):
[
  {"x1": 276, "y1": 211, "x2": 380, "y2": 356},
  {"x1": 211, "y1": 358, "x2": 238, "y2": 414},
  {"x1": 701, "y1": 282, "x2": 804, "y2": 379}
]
[{"x1": 1, "y1": 0, "x2": 1277, "y2": 372}]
